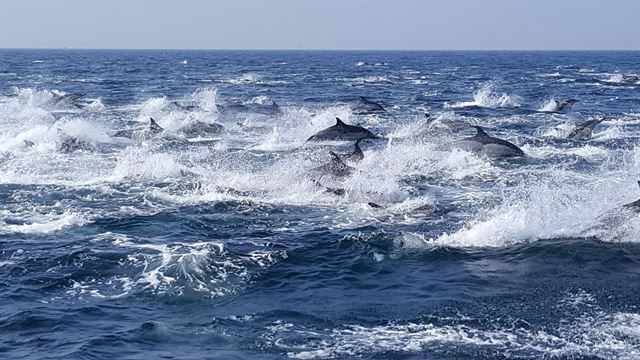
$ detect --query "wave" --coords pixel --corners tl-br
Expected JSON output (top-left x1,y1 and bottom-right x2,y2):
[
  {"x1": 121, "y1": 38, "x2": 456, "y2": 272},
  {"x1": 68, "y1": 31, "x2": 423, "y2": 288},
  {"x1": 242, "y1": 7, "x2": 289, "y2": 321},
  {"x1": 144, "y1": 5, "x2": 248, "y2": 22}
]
[{"x1": 444, "y1": 83, "x2": 521, "y2": 109}]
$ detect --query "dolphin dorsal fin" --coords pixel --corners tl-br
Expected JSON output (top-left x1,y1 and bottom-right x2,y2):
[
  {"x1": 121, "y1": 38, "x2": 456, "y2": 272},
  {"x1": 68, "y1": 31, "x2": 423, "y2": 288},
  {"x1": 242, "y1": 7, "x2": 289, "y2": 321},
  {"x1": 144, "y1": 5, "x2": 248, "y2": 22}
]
[
  {"x1": 360, "y1": 96, "x2": 368, "y2": 102},
  {"x1": 353, "y1": 141, "x2": 364, "y2": 158},
  {"x1": 472, "y1": 126, "x2": 488, "y2": 137},
  {"x1": 335, "y1": 117, "x2": 347, "y2": 127},
  {"x1": 149, "y1": 117, "x2": 164, "y2": 132}
]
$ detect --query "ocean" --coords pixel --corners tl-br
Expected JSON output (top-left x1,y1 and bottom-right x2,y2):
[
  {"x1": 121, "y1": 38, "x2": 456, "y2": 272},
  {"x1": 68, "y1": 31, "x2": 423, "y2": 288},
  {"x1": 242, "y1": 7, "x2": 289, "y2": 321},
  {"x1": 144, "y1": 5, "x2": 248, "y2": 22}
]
[{"x1": 1, "y1": 49, "x2": 639, "y2": 359}]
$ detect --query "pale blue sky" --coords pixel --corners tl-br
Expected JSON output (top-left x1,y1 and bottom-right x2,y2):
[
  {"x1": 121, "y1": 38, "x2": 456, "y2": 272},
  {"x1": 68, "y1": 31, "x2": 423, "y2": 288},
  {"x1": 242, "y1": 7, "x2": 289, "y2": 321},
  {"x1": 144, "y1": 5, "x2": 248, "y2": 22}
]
[{"x1": 1, "y1": 0, "x2": 639, "y2": 50}]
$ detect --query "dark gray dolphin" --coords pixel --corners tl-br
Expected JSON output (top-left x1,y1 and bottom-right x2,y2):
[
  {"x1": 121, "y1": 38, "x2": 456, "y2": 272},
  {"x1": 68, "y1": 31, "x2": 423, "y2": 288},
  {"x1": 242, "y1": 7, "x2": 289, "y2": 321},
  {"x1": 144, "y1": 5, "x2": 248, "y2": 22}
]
[
  {"x1": 170, "y1": 101, "x2": 201, "y2": 112},
  {"x1": 453, "y1": 126, "x2": 525, "y2": 158},
  {"x1": 309, "y1": 152, "x2": 356, "y2": 179},
  {"x1": 217, "y1": 103, "x2": 250, "y2": 114},
  {"x1": 311, "y1": 180, "x2": 346, "y2": 196},
  {"x1": 180, "y1": 121, "x2": 224, "y2": 136},
  {"x1": 567, "y1": 117, "x2": 606, "y2": 141},
  {"x1": 622, "y1": 75, "x2": 639, "y2": 83},
  {"x1": 57, "y1": 129, "x2": 93, "y2": 153},
  {"x1": 49, "y1": 93, "x2": 85, "y2": 107},
  {"x1": 593, "y1": 181, "x2": 640, "y2": 233},
  {"x1": 621, "y1": 181, "x2": 640, "y2": 212},
  {"x1": 252, "y1": 101, "x2": 281, "y2": 116},
  {"x1": 554, "y1": 99, "x2": 578, "y2": 112},
  {"x1": 351, "y1": 97, "x2": 385, "y2": 113},
  {"x1": 366, "y1": 201, "x2": 453, "y2": 217},
  {"x1": 112, "y1": 118, "x2": 163, "y2": 139},
  {"x1": 307, "y1": 118, "x2": 377, "y2": 142},
  {"x1": 329, "y1": 140, "x2": 365, "y2": 163}
]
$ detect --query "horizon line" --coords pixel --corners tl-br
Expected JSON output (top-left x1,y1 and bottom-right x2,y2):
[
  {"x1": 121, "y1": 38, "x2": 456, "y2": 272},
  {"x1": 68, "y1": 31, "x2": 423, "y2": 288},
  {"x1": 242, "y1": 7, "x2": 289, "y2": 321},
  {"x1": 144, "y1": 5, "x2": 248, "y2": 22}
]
[{"x1": 2, "y1": 47, "x2": 639, "y2": 52}]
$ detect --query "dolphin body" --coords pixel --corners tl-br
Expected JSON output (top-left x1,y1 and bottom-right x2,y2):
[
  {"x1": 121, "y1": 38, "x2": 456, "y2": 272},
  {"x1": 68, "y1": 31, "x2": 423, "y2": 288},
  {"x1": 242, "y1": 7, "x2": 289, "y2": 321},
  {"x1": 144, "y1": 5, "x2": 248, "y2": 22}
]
[
  {"x1": 453, "y1": 126, "x2": 525, "y2": 158},
  {"x1": 112, "y1": 118, "x2": 164, "y2": 139},
  {"x1": 592, "y1": 181, "x2": 640, "y2": 236},
  {"x1": 252, "y1": 101, "x2": 281, "y2": 116},
  {"x1": 309, "y1": 152, "x2": 356, "y2": 179},
  {"x1": 217, "y1": 101, "x2": 281, "y2": 116},
  {"x1": 307, "y1": 118, "x2": 377, "y2": 142},
  {"x1": 622, "y1": 75, "x2": 639, "y2": 83},
  {"x1": 180, "y1": 121, "x2": 224, "y2": 136},
  {"x1": 57, "y1": 129, "x2": 94, "y2": 153},
  {"x1": 567, "y1": 117, "x2": 606, "y2": 141},
  {"x1": 553, "y1": 99, "x2": 578, "y2": 113},
  {"x1": 49, "y1": 93, "x2": 85, "y2": 107},
  {"x1": 351, "y1": 96, "x2": 385, "y2": 114},
  {"x1": 329, "y1": 140, "x2": 365, "y2": 163}
]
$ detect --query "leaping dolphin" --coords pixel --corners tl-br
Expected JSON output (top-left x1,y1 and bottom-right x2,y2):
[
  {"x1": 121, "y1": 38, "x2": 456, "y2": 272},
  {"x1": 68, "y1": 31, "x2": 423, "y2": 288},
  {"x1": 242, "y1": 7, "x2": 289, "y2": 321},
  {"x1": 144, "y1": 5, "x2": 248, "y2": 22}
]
[
  {"x1": 351, "y1": 97, "x2": 385, "y2": 114},
  {"x1": 57, "y1": 129, "x2": 94, "y2": 153},
  {"x1": 307, "y1": 118, "x2": 377, "y2": 142},
  {"x1": 179, "y1": 121, "x2": 224, "y2": 136},
  {"x1": 554, "y1": 99, "x2": 578, "y2": 112},
  {"x1": 453, "y1": 126, "x2": 525, "y2": 158},
  {"x1": 309, "y1": 152, "x2": 356, "y2": 179},
  {"x1": 567, "y1": 117, "x2": 606, "y2": 141}
]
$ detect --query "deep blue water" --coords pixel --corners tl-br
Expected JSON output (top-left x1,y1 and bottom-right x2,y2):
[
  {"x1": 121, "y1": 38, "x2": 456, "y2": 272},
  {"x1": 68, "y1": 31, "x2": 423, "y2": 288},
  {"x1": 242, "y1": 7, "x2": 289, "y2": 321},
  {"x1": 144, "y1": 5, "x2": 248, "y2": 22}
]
[{"x1": 1, "y1": 49, "x2": 640, "y2": 359}]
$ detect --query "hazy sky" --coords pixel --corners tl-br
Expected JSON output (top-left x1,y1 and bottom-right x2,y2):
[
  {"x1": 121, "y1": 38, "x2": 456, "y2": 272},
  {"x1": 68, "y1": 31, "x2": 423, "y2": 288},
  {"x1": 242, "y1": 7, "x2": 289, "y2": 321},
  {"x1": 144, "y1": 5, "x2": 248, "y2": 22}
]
[{"x1": 1, "y1": 0, "x2": 639, "y2": 50}]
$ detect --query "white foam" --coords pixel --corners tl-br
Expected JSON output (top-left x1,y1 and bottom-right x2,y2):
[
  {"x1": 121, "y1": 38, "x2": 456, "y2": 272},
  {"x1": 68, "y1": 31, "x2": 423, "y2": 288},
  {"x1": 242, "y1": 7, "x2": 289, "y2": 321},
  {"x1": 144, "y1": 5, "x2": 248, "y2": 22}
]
[{"x1": 445, "y1": 83, "x2": 520, "y2": 109}]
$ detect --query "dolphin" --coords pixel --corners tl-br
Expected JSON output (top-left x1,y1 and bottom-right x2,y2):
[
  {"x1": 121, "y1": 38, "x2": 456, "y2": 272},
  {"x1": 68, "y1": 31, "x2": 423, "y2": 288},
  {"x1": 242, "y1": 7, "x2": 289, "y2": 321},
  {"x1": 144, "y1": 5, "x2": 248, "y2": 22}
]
[
  {"x1": 311, "y1": 180, "x2": 347, "y2": 196},
  {"x1": 453, "y1": 126, "x2": 525, "y2": 158},
  {"x1": 567, "y1": 117, "x2": 606, "y2": 141},
  {"x1": 622, "y1": 181, "x2": 640, "y2": 211},
  {"x1": 554, "y1": 99, "x2": 578, "y2": 112},
  {"x1": 217, "y1": 103, "x2": 250, "y2": 114},
  {"x1": 309, "y1": 152, "x2": 356, "y2": 179},
  {"x1": 252, "y1": 101, "x2": 281, "y2": 116},
  {"x1": 170, "y1": 101, "x2": 201, "y2": 112},
  {"x1": 366, "y1": 201, "x2": 453, "y2": 217},
  {"x1": 591, "y1": 181, "x2": 640, "y2": 236},
  {"x1": 112, "y1": 118, "x2": 164, "y2": 139},
  {"x1": 180, "y1": 121, "x2": 224, "y2": 136},
  {"x1": 329, "y1": 140, "x2": 365, "y2": 163},
  {"x1": 622, "y1": 75, "x2": 639, "y2": 83},
  {"x1": 351, "y1": 96, "x2": 385, "y2": 114},
  {"x1": 307, "y1": 118, "x2": 377, "y2": 142},
  {"x1": 57, "y1": 129, "x2": 93, "y2": 153},
  {"x1": 49, "y1": 92, "x2": 85, "y2": 107}
]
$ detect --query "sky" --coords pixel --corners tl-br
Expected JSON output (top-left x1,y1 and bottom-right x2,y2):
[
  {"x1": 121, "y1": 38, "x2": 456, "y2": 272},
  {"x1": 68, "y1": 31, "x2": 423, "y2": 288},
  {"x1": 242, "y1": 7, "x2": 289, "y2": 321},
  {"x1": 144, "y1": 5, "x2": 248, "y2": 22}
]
[{"x1": 0, "y1": 0, "x2": 639, "y2": 50}]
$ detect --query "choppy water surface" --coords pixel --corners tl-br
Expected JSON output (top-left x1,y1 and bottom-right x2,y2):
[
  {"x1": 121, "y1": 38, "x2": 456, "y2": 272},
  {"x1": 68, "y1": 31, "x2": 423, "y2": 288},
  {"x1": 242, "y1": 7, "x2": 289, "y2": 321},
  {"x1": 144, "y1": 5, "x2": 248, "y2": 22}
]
[{"x1": 1, "y1": 50, "x2": 640, "y2": 359}]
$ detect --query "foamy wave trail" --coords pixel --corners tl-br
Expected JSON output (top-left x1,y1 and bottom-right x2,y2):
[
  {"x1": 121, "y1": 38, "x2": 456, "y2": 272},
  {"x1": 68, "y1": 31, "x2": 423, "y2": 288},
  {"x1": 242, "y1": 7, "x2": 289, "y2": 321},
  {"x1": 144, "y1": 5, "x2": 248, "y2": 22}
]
[{"x1": 445, "y1": 83, "x2": 521, "y2": 109}]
